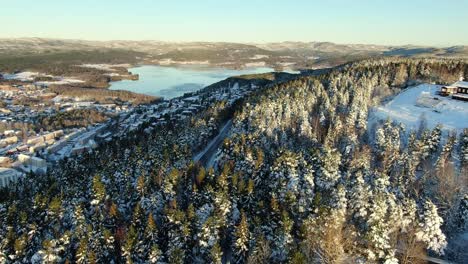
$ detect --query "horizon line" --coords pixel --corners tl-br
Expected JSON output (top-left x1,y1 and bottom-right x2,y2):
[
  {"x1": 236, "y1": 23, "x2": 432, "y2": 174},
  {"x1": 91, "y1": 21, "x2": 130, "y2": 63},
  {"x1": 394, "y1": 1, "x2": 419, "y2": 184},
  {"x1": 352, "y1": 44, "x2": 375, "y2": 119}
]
[{"x1": 0, "y1": 36, "x2": 465, "y2": 48}]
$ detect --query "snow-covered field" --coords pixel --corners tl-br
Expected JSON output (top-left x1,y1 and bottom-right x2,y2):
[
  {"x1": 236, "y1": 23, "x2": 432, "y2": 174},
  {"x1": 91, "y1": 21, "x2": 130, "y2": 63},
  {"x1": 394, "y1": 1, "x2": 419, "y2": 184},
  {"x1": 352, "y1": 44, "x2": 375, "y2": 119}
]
[
  {"x1": 35, "y1": 78, "x2": 84, "y2": 86},
  {"x1": 369, "y1": 84, "x2": 468, "y2": 131},
  {"x1": 245, "y1": 61, "x2": 266, "y2": 67},
  {"x1": 2, "y1": 71, "x2": 41, "y2": 81},
  {"x1": 157, "y1": 59, "x2": 210, "y2": 65},
  {"x1": 250, "y1": 54, "x2": 269, "y2": 60},
  {"x1": 278, "y1": 62, "x2": 296, "y2": 66},
  {"x1": 79, "y1": 63, "x2": 131, "y2": 71},
  {"x1": 2, "y1": 71, "x2": 84, "y2": 86}
]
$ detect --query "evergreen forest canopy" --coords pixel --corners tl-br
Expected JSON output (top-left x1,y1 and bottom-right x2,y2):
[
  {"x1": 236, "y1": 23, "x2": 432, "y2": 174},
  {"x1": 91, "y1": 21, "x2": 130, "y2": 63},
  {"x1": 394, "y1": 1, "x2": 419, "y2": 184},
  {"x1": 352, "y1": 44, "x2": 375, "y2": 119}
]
[{"x1": 0, "y1": 57, "x2": 468, "y2": 263}]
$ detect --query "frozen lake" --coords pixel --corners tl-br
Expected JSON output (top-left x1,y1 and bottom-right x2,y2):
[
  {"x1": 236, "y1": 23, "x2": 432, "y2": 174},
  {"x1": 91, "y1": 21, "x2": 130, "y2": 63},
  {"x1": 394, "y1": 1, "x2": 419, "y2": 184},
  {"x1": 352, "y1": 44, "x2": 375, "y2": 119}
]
[{"x1": 109, "y1": 65, "x2": 276, "y2": 99}]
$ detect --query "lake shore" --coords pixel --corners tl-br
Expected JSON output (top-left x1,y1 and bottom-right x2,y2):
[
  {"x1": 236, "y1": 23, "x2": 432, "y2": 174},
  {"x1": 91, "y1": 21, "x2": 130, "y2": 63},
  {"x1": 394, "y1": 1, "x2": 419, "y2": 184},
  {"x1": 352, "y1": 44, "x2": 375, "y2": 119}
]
[{"x1": 109, "y1": 65, "x2": 277, "y2": 99}]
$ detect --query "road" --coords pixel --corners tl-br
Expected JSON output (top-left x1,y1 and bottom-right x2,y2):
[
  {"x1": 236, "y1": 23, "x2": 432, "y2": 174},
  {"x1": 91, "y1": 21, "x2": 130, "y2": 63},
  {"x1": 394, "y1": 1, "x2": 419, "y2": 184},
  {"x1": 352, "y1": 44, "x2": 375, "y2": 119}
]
[{"x1": 194, "y1": 119, "x2": 233, "y2": 168}]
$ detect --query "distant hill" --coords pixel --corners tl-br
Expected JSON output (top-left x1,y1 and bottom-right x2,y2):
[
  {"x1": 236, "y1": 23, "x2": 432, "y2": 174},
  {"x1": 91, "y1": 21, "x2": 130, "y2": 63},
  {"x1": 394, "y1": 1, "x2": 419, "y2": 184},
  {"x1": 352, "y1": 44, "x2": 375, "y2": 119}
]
[{"x1": 0, "y1": 38, "x2": 467, "y2": 70}]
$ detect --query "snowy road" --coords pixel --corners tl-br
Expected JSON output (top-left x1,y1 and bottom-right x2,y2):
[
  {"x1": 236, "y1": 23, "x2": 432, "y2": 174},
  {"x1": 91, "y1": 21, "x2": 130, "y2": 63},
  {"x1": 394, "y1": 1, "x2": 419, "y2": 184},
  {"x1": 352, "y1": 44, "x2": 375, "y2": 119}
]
[{"x1": 194, "y1": 119, "x2": 233, "y2": 167}]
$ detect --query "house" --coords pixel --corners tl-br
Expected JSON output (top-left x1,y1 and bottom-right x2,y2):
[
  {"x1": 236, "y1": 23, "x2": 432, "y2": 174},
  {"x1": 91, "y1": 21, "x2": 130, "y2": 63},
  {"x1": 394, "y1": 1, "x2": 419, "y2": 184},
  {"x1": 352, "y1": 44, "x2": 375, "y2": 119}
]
[
  {"x1": 0, "y1": 136, "x2": 18, "y2": 147},
  {"x1": 27, "y1": 136, "x2": 45, "y2": 145},
  {"x1": 440, "y1": 81, "x2": 468, "y2": 101},
  {"x1": 452, "y1": 81, "x2": 468, "y2": 101},
  {"x1": 0, "y1": 167, "x2": 22, "y2": 188},
  {"x1": 439, "y1": 85, "x2": 458, "y2": 96},
  {"x1": 70, "y1": 146, "x2": 87, "y2": 156},
  {"x1": 17, "y1": 154, "x2": 47, "y2": 174},
  {"x1": 3, "y1": 130, "x2": 16, "y2": 137},
  {"x1": 0, "y1": 157, "x2": 11, "y2": 167}
]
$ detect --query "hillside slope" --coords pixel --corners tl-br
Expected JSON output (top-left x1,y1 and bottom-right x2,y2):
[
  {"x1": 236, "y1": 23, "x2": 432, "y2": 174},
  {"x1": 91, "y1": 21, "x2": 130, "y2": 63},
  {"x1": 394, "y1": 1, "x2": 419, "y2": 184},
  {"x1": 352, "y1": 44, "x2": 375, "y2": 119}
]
[
  {"x1": 1, "y1": 38, "x2": 467, "y2": 70},
  {"x1": 0, "y1": 58, "x2": 467, "y2": 263}
]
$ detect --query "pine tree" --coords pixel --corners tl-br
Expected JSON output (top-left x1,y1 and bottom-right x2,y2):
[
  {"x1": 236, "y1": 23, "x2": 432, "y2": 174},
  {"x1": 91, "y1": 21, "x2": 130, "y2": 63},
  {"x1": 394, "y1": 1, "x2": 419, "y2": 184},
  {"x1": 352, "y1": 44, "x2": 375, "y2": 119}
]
[
  {"x1": 123, "y1": 225, "x2": 137, "y2": 263},
  {"x1": 315, "y1": 147, "x2": 341, "y2": 190},
  {"x1": 271, "y1": 210, "x2": 293, "y2": 262},
  {"x1": 0, "y1": 249, "x2": 6, "y2": 264},
  {"x1": 13, "y1": 234, "x2": 27, "y2": 260},
  {"x1": 234, "y1": 212, "x2": 250, "y2": 263},
  {"x1": 245, "y1": 233, "x2": 270, "y2": 263},
  {"x1": 459, "y1": 129, "x2": 468, "y2": 172},
  {"x1": 92, "y1": 174, "x2": 106, "y2": 204},
  {"x1": 457, "y1": 194, "x2": 468, "y2": 231},
  {"x1": 364, "y1": 193, "x2": 396, "y2": 262},
  {"x1": 420, "y1": 125, "x2": 442, "y2": 160},
  {"x1": 136, "y1": 175, "x2": 146, "y2": 197},
  {"x1": 75, "y1": 237, "x2": 88, "y2": 264},
  {"x1": 270, "y1": 151, "x2": 300, "y2": 206},
  {"x1": 415, "y1": 200, "x2": 447, "y2": 255},
  {"x1": 148, "y1": 244, "x2": 161, "y2": 263},
  {"x1": 348, "y1": 171, "x2": 370, "y2": 223},
  {"x1": 210, "y1": 242, "x2": 223, "y2": 264},
  {"x1": 40, "y1": 239, "x2": 60, "y2": 264}
]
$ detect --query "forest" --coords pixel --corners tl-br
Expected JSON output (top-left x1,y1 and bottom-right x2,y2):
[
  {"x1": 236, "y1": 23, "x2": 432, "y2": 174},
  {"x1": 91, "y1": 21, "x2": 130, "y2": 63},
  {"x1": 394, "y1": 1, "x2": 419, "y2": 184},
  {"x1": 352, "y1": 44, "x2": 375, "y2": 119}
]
[
  {"x1": 0, "y1": 58, "x2": 467, "y2": 263},
  {"x1": 0, "y1": 50, "x2": 143, "y2": 74},
  {"x1": 37, "y1": 109, "x2": 110, "y2": 131},
  {"x1": 47, "y1": 86, "x2": 158, "y2": 105}
]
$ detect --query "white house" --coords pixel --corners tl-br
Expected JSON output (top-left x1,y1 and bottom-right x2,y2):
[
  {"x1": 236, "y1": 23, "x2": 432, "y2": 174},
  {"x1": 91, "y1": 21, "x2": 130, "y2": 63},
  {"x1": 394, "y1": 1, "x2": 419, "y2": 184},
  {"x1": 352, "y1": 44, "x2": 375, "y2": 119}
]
[
  {"x1": 17, "y1": 154, "x2": 47, "y2": 174},
  {"x1": 0, "y1": 167, "x2": 22, "y2": 188}
]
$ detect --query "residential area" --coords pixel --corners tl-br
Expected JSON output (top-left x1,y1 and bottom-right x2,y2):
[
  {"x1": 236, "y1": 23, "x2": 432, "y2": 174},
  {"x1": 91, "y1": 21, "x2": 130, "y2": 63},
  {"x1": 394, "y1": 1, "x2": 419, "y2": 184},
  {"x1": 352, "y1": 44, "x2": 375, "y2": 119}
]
[{"x1": 0, "y1": 70, "x2": 260, "y2": 188}]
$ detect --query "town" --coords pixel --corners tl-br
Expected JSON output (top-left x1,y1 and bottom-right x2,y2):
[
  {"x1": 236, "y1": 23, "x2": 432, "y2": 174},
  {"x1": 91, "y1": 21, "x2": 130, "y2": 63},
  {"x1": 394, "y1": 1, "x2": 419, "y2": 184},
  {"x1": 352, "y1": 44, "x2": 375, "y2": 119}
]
[{"x1": 0, "y1": 71, "x2": 260, "y2": 188}]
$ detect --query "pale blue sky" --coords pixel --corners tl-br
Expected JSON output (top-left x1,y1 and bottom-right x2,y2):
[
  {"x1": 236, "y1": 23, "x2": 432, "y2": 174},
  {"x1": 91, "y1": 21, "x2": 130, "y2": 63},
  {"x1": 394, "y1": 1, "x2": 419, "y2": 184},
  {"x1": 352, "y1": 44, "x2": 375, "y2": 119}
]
[{"x1": 1, "y1": 0, "x2": 467, "y2": 46}]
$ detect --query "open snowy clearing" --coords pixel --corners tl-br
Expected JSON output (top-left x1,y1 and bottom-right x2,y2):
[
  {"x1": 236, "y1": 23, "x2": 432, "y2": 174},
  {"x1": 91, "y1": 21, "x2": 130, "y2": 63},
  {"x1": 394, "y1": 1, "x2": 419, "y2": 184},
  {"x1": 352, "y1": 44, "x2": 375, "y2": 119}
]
[
  {"x1": 2, "y1": 71, "x2": 42, "y2": 81},
  {"x1": 35, "y1": 78, "x2": 84, "y2": 86},
  {"x1": 245, "y1": 61, "x2": 266, "y2": 67},
  {"x1": 79, "y1": 63, "x2": 132, "y2": 71},
  {"x1": 369, "y1": 84, "x2": 468, "y2": 131},
  {"x1": 250, "y1": 54, "x2": 270, "y2": 60},
  {"x1": 2, "y1": 71, "x2": 84, "y2": 85}
]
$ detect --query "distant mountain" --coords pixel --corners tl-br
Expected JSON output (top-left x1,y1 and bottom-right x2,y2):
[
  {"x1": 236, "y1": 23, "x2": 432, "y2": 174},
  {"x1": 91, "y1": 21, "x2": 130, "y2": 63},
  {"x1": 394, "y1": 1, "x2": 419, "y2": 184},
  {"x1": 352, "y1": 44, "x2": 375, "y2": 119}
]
[{"x1": 0, "y1": 38, "x2": 467, "y2": 70}]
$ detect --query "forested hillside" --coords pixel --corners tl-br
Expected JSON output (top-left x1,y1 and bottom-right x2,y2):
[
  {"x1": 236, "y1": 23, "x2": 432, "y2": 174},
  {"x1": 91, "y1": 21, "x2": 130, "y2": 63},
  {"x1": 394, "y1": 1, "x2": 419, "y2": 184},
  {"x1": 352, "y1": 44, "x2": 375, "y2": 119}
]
[
  {"x1": 0, "y1": 58, "x2": 467, "y2": 263},
  {"x1": 2, "y1": 38, "x2": 468, "y2": 71},
  {"x1": 219, "y1": 58, "x2": 468, "y2": 263}
]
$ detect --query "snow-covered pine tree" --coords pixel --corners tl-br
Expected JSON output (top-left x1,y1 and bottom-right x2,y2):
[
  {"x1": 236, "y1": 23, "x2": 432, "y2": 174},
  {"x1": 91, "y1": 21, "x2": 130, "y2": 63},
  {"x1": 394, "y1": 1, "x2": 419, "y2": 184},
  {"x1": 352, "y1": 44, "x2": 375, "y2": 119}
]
[
  {"x1": 415, "y1": 200, "x2": 447, "y2": 255},
  {"x1": 233, "y1": 212, "x2": 250, "y2": 263},
  {"x1": 315, "y1": 146, "x2": 341, "y2": 190}
]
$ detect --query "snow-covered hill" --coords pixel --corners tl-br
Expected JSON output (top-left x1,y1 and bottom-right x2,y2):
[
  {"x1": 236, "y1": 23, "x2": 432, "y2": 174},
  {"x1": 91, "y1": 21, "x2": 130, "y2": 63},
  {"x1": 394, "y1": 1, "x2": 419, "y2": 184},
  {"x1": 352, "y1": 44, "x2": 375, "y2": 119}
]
[{"x1": 369, "y1": 84, "x2": 468, "y2": 131}]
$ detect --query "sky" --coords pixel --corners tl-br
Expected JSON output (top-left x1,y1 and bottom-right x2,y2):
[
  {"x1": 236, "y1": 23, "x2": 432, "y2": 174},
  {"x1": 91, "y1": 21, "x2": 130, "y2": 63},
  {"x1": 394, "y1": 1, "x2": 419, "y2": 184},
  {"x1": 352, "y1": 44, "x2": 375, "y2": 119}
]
[{"x1": 1, "y1": 0, "x2": 467, "y2": 46}]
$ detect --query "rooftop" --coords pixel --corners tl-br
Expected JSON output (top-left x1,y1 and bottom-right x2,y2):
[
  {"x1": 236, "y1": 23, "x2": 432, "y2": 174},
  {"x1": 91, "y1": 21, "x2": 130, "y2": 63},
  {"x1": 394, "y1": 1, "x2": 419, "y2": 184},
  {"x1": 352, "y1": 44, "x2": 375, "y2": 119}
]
[
  {"x1": 0, "y1": 167, "x2": 21, "y2": 177},
  {"x1": 452, "y1": 81, "x2": 468, "y2": 88}
]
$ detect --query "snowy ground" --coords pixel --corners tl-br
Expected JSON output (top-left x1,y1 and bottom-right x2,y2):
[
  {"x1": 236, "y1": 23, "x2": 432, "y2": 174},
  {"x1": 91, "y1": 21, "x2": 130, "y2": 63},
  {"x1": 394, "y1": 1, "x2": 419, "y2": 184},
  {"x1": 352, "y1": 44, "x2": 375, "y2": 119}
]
[
  {"x1": 79, "y1": 63, "x2": 131, "y2": 71},
  {"x1": 369, "y1": 84, "x2": 468, "y2": 131},
  {"x1": 2, "y1": 71, "x2": 41, "y2": 81},
  {"x1": 2, "y1": 71, "x2": 84, "y2": 85},
  {"x1": 245, "y1": 61, "x2": 267, "y2": 67},
  {"x1": 35, "y1": 78, "x2": 84, "y2": 86},
  {"x1": 157, "y1": 59, "x2": 210, "y2": 65},
  {"x1": 250, "y1": 54, "x2": 269, "y2": 60}
]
